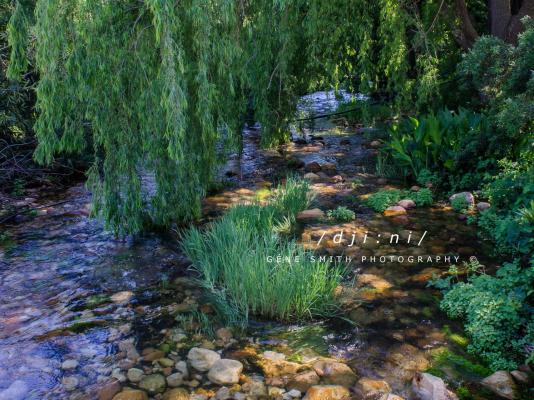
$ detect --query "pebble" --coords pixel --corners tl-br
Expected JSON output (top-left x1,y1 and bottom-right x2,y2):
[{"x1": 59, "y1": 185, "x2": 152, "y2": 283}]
[{"x1": 61, "y1": 359, "x2": 79, "y2": 370}]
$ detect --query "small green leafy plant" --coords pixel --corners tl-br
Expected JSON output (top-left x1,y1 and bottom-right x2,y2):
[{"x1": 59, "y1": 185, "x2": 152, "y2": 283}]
[
  {"x1": 327, "y1": 206, "x2": 355, "y2": 222},
  {"x1": 367, "y1": 188, "x2": 433, "y2": 212},
  {"x1": 451, "y1": 196, "x2": 470, "y2": 212}
]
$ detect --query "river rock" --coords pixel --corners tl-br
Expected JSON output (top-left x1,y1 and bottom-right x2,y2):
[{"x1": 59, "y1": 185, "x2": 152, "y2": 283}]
[
  {"x1": 258, "y1": 358, "x2": 303, "y2": 377},
  {"x1": 303, "y1": 385, "x2": 350, "y2": 400},
  {"x1": 167, "y1": 372, "x2": 186, "y2": 387},
  {"x1": 262, "y1": 351, "x2": 286, "y2": 361},
  {"x1": 127, "y1": 368, "x2": 144, "y2": 383},
  {"x1": 449, "y1": 192, "x2": 475, "y2": 207},
  {"x1": 207, "y1": 359, "x2": 243, "y2": 385},
  {"x1": 356, "y1": 377, "x2": 391, "y2": 397},
  {"x1": 296, "y1": 208, "x2": 325, "y2": 222},
  {"x1": 0, "y1": 380, "x2": 29, "y2": 400},
  {"x1": 510, "y1": 370, "x2": 529, "y2": 384},
  {"x1": 61, "y1": 359, "x2": 79, "y2": 370},
  {"x1": 215, "y1": 327, "x2": 233, "y2": 342},
  {"x1": 476, "y1": 202, "x2": 491, "y2": 211},
  {"x1": 312, "y1": 360, "x2": 357, "y2": 387},
  {"x1": 98, "y1": 379, "x2": 122, "y2": 400},
  {"x1": 397, "y1": 199, "x2": 416, "y2": 209},
  {"x1": 303, "y1": 173, "x2": 321, "y2": 182},
  {"x1": 139, "y1": 374, "x2": 166, "y2": 394},
  {"x1": 163, "y1": 388, "x2": 190, "y2": 400},
  {"x1": 187, "y1": 347, "x2": 221, "y2": 372},
  {"x1": 481, "y1": 371, "x2": 516, "y2": 399},
  {"x1": 112, "y1": 390, "x2": 149, "y2": 400},
  {"x1": 62, "y1": 376, "x2": 79, "y2": 391},
  {"x1": 384, "y1": 206, "x2": 407, "y2": 217},
  {"x1": 410, "y1": 186, "x2": 420, "y2": 192},
  {"x1": 111, "y1": 291, "x2": 134, "y2": 303},
  {"x1": 304, "y1": 162, "x2": 321, "y2": 173},
  {"x1": 287, "y1": 370, "x2": 320, "y2": 392},
  {"x1": 412, "y1": 372, "x2": 457, "y2": 400},
  {"x1": 321, "y1": 162, "x2": 337, "y2": 171},
  {"x1": 370, "y1": 140, "x2": 381, "y2": 148}
]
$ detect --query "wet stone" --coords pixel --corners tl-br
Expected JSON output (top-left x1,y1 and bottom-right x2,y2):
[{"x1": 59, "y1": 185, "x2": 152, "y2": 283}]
[{"x1": 139, "y1": 373, "x2": 166, "y2": 394}]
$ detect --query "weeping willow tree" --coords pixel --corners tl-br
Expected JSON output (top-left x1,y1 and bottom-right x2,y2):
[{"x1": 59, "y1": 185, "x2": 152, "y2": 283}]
[
  {"x1": 7, "y1": 0, "x2": 478, "y2": 233},
  {"x1": 8, "y1": 0, "x2": 246, "y2": 234}
]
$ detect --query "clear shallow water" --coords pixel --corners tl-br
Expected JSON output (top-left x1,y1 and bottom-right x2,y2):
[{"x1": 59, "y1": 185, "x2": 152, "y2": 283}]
[{"x1": 0, "y1": 92, "x2": 504, "y2": 399}]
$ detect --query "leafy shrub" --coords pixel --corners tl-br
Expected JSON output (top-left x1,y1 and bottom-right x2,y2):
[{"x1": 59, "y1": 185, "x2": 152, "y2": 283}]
[
  {"x1": 327, "y1": 206, "x2": 355, "y2": 222},
  {"x1": 451, "y1": 196, "x2": 469, "y2": 213},
  {"x1": 438, "y1": 260, "x2": 534, "y2": 371},
  {"x1": 410, "y1": 188, "x2": 433, "y2": 207},
  {"x1": 366, "y1": 188, "x2": 433, "y2": 212},
  {"x1": 367, "y1": 189, "x2": 404, "y2": 212},
  {"x1": 181, "y1": 179, "x2": 344, "y2": 327}
]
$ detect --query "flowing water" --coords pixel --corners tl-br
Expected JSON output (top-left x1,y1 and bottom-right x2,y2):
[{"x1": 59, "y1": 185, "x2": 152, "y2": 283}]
[{"x1": 0, "y1": 92, "x2": 508, "y2": 399}]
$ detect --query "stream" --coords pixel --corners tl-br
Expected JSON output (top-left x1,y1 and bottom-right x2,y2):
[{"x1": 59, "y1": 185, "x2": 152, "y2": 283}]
[{"x1": 0, "y1": 92, "x2": 504, "y2": 399}]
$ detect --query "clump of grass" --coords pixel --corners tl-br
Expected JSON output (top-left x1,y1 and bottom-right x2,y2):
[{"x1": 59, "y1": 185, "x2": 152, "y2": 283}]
[
  {"x1": 327, "y1": 206, "x2": 355, "y2": 222},
  {"x1": 181, "y1": 178, "x2": 343, "y2": 327}
]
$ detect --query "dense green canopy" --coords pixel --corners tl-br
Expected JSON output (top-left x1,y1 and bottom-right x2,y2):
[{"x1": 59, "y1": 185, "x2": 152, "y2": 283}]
[{"x1": 6, "y1": 0, "x2": 532, "y2": 233}]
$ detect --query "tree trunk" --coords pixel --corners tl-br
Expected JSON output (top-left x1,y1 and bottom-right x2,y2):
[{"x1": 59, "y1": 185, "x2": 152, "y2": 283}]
[
  {"x1": 489, "y1": 0, "x2": 512, "y2": 39},
  {"x1": 453, "y1": 0, "x2": 479, "y2": 50},
  {"x1": 505, "y1": 0, "x2": 534, "y2": 44}
]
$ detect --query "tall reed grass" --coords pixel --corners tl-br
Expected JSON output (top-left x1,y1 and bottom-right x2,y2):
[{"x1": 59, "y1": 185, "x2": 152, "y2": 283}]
[{"x1": 181, "y1": 177, "x2": 344, "y2": 327}]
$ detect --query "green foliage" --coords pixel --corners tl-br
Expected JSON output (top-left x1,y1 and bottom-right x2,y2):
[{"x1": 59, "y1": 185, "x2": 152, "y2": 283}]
[
  {"x1": 451, "y1": 196, "x2": 469, "y2": 213},
  {"x1": 439, "y1": 260, "x2": 534, "y2": 371},
  {"x1": 385, "y1": 109, "x2": 490, "y2": 182},
  {"x1": 181, "y1": 179, "x2": 343, "y2": 326},
  {"x1": 367, "y1": 188, "x2": 433, "y2": 212},
  {"x1": 367, "y1": 189, "x2": 404, "y2": 212},
  {"x1": 430, "y1": 348, "x2": 491, "y2": 377},
  {"x1": 327, "y1": 206, "x2": 355, "y2": 222}
]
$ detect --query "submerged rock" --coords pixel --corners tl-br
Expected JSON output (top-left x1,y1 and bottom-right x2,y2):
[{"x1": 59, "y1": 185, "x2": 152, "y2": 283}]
[
  {"x1": 356, "y1": 377, "x2": 391, "y2": 397},
  {"x1": 98, "y1": 379, "x2": 122, "y2": 400},
  {"x1": 139, "y1": 374, "x2": 166, "y2": 394},
  {"x1": 187, "y1": 347, "x2": 221, "y2": 372},
  {"x1": 162, "y1": 388, "x2": 190, "y2": 400},
  {"x1": 207, "y1": 359, "x2": 243, "y2": 385},
  {"x1": 481, "y1": 371, "x2": 517, "y2": 400},
  {"x1": 303, "y1": 385, "x2": 350, "y2": 400},
  {"x1": 112, "y1": 390, "x2": 149, "y2": 400},
  {"x1": 287, "y1": 370, "x2": 320, "y2": 392},
  {"x1": 305, "y1": 162, "x2": 322, "y2": 173},
  {"x1": 127, "y1": 368, "x2": 144, "y2": 383},
  {"x1": 0, "y1": 380, "x2": 29, "y2": 400}
]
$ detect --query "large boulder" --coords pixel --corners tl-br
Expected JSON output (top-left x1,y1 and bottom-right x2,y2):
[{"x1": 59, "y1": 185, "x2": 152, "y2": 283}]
[
  {"x1": 187, "y1": 347, "x2": 221, "y2": 372},
  {"x1": 303, "y1": 385, "x2": 350, "y2": 400},
  {"x1": 412, "y1": 372, "x2": 457, "y2": 400},
  {"x1": 207, "y1": 359, "x2": 243, "y2": 385},
  {"x1": 481, "y1": 371, "x2": 517, "y2": 400},
  {"x1": 312, "y1": 360, "x2": 357, "y2": 387}
]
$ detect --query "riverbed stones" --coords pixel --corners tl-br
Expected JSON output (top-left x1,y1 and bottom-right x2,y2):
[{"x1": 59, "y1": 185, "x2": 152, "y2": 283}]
[
  {"x1": 356, "y1": 377, "x2": 391, "y2": 397},
  {"x1": 384, "y1": 206, "x2": 407, "y2": 217},
  {"x1": 127, "y1": 368, "x2": 144, "y2": 383},
  {"x1": 162, "y1": 388, "x2": 190, "y2": 400},
  {"x1": 0, "y1": 380, "x2": 29, "y2": 400},
  {"x1": 481, "y1": 371, "x2": 517, "y2": 399},
  {"x1": 98, "y1": 379, "x2": 122, "y2": 400},
  {"x1": 262, "y1": 351, "x2": 286, "y2": 361},
  {"x1": 207, "y1": 359, "x2": 243, "y2": 385},
  {"x1": 304, "y1": 162, "x2": 321, "y2": 173},
  {"x1": 62, "y1": 376, "x2": 79, "y2": 391},
  {"x1": 312, "y1": 360, "x2": 357, "y2": 387},
  {"x1": 287, "y1": 370, "x2": 320, "y2": 392},
  {"x1": 166, "y1": 372, "x2": 186, "y2": 387},
  {"x1": 296, "y1": 208, "x2": 325, "y2": 222},
  {"x1": 258, "y1": 358, "x2": 303, "y2": 378},
  {"x1": 139, "y1": 374, "x2": 166, "y2": 394},
  {"x1": 397, "y1": 199, "x2": 416, "y2": 209},
  {"x1": 112, "y1": 390, "x2": 149, "y2": 400},
  {"x1": 449, "y1": 192, "x2": 475, "y2": 207},
  {"x1": 303, "y1": 173, "x2": 321, "y2": 182},
  {"x1": 111, "y1": 291, "x2": 134, "y2": 303},
  {"x1": 412, "y1": 372, "x2": 457, "y2": 400},
  {"x1": 303, "y1": 385, "x2": 350, "y2": 400},
  {"x1": 187, "y1": 347, "x2": 221, "y2": 372},
  {"x1": 61, "y1": 359, "x2": 79, "y2": 370}
]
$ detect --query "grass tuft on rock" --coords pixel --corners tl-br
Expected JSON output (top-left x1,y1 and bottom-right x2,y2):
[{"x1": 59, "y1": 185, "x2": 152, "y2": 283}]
[{"x1": 181, "y1": 178, "x2": 344, "y2": 327}]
